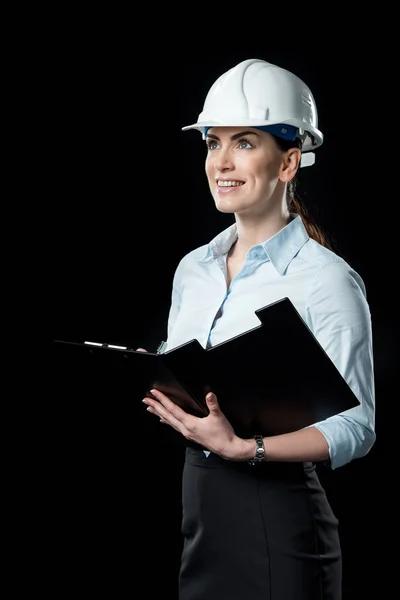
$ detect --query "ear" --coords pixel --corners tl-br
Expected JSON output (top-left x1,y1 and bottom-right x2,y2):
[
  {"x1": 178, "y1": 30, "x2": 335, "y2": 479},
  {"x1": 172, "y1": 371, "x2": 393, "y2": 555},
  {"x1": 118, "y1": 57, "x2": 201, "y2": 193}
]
[{"x1": 279, "y1": 148, "x2": 301, "y2": 183}]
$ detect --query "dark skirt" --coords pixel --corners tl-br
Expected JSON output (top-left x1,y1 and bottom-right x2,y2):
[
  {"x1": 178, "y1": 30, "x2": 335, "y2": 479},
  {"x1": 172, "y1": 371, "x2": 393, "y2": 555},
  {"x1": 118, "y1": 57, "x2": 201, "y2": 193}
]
[{"x1": 179, "y1": 446, "x2": 342, "y2": 600}]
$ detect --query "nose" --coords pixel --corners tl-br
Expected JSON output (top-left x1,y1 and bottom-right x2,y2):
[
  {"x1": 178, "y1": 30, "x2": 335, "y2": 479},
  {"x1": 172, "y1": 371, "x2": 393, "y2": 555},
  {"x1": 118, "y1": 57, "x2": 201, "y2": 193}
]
[{"x1": 214, "y1": 147, "x2": 234, "y2": 172}]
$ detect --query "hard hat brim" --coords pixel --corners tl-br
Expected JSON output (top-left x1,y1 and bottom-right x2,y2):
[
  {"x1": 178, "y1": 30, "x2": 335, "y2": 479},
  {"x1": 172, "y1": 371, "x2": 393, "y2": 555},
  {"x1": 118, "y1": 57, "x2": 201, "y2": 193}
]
[{"x1": 182, "y1": 120, "x2": 323, "y2": 150}]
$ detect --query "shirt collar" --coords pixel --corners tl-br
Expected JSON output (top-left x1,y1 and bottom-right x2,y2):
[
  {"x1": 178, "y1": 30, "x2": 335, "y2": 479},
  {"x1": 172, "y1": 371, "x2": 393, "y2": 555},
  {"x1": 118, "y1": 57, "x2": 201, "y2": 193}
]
[{"x1": 200, "y1": 214, "x2": 309, "y2": 275}]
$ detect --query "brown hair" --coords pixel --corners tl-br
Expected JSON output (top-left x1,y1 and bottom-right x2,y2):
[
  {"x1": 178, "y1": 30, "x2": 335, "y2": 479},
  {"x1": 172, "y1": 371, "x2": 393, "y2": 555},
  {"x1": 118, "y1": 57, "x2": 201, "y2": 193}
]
[{"x1": 274, "y1": 136, "x2": 335, "y2": 251}]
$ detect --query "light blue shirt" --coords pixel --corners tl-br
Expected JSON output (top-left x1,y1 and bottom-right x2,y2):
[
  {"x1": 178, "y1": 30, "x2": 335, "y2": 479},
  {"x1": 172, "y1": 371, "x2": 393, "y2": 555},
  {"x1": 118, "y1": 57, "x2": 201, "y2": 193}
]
[{"x1": 164, "y1": 215, "x2": 376, "y2": 470}]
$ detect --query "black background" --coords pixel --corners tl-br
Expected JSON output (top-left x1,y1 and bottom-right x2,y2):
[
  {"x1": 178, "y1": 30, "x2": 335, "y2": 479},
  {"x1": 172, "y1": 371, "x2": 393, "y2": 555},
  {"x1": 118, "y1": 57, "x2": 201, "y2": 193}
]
[{"x1": 48, "y1": 25, "x2": 396, "y2": 599}]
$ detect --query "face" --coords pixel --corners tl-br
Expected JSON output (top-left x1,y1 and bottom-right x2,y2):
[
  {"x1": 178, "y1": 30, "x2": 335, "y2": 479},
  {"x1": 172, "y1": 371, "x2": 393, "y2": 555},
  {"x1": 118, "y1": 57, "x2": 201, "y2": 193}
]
[{"x1": 205, "y1": 127, "x2": 298, "y2": 217}]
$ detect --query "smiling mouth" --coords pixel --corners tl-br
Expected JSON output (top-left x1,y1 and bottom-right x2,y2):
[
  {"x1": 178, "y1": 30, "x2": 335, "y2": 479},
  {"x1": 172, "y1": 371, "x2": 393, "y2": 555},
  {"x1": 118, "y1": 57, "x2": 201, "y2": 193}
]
[{"x1": 217, "y1": 180, "x2": 245, "y2": 187}]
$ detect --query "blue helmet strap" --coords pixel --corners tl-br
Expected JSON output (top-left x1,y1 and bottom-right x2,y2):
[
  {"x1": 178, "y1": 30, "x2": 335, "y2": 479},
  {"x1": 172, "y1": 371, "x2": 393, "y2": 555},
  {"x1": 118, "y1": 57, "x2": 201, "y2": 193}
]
[
  {"x1": 255, "y1": 124, "x2": 297, "y2": 141},
  {"x1": 203, "y1": 124, "x2": 299, "y2": 142}
]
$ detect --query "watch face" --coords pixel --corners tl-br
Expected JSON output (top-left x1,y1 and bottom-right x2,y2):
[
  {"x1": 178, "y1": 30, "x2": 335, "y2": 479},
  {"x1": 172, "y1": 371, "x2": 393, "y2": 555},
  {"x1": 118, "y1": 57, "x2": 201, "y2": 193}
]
[
  {"x1": 255, "y1": 436, "x2": 264, "y2": 460},
  {"x1": 248, "y1": 435, "x2": 264, "y2": 465}
]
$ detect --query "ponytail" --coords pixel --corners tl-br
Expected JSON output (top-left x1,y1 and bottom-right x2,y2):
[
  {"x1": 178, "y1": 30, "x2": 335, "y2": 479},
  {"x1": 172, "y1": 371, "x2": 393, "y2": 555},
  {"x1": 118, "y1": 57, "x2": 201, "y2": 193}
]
[
  {"x1": 273, "y1": 135, "x2": 336, "y2": 251},
  {"x1": 288, "y1": 178, "x2": 335, "y2": 251}
]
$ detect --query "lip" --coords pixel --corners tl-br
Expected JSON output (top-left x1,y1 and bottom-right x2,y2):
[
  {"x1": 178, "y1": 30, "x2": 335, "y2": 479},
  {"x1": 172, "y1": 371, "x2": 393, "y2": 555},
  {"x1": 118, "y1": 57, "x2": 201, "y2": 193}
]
[
  {"x1": 216, "y1": 180, "x2": 245, "y2": 194},
  {"x1": 216, "y1": 185, "x2": 243, "y2": 194}
]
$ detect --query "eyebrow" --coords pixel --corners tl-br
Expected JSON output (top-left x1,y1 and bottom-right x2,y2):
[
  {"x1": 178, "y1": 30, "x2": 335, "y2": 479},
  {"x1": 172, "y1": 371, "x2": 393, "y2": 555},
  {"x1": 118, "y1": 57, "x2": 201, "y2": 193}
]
[{"x1": 206, "y1": 130, "x2": 262, "y2": 142}]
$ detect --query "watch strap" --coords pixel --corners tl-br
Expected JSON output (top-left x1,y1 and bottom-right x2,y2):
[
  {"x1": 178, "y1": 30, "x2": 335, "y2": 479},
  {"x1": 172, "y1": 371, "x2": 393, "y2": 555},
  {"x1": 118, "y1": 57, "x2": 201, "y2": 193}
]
[{"x1": 247, "y1": 434, "x2": 265, "y2": 465}]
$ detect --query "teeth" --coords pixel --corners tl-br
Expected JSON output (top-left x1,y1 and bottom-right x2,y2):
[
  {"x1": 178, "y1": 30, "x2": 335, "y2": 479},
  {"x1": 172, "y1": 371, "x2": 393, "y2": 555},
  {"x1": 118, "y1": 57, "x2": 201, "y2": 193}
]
[{"x1": 218, "y1": 181, "x2": 244, "y2": 187}]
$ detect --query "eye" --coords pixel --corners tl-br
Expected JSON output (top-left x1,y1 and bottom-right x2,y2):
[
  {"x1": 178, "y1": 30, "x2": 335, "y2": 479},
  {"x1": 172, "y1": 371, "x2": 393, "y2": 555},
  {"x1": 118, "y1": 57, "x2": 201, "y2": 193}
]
[
  {"x1": 206, "y1": 140, "x2": 219, "y2": 151},
  {"x1": 238, "y1": 138, "x2": 253, "y2": 149}
]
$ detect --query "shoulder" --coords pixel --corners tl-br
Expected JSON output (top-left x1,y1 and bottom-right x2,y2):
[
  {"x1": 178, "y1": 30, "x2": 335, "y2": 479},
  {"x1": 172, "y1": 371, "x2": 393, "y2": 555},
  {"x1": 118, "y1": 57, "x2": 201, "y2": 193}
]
[
  {"x1": 303, "y1": 240, "x2": 366, "y2": 296},
  {"x1": 301, "y1": 241, "x2": 371, "y2": 327},
  {"x1": 177, "y1": 243, "x2": 209, "y2": 267},
  {"x1": 172, "y1": 243, "x2": 209, "y2": 281}
]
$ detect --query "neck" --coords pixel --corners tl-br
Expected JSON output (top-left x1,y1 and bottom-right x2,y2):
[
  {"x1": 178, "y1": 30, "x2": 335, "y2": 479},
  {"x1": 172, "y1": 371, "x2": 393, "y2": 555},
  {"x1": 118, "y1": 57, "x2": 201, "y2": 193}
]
[{"x1": 234, "y1": 213, "x2": 291, "y2": 254}]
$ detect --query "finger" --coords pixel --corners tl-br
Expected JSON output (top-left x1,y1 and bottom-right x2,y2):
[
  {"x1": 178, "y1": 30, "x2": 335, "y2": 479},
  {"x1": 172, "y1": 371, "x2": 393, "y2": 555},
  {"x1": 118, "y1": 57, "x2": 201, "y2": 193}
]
[
  {"x1": 150, "y1": 389, "x2": 189, "y2": 421},
  {"x1": 205, "y1": 392, "x2": 220, "y2": 413},
  {"x1": 136, "y1": 347, "x2": 148, "y2": 352},
  {"x1": 143, "y1": 397, "x2": 173, "y2": 418},
  {"x1": 147, "y1": 389, "x2": 192, "y2": 432},
  {"x1": 144, "y1": 402, "x2": 181, "y2": 433}
]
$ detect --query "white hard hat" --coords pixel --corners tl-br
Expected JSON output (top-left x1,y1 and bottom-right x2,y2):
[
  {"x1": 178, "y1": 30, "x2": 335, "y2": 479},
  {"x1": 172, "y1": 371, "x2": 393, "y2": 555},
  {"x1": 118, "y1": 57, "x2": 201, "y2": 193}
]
[{"x1": 182, "y1": 58, "x2": 323, "y2": 168}]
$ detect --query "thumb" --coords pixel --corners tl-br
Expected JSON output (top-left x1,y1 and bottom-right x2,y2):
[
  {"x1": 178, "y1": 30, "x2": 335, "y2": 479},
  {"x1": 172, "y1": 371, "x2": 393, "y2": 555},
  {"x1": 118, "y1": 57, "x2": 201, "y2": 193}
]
[{"x1": 206, "y1": 392, "x2": 219, "y2": 412}]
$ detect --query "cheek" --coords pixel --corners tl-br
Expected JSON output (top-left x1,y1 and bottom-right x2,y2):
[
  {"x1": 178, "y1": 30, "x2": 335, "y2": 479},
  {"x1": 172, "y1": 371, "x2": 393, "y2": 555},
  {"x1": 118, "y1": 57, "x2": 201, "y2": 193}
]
[
  {"x1": 205, "y1": 158, "x2": 214, "y2": 183},
  {"x1": 254, "y1": 161, "x2": 279, "y2": 187}
]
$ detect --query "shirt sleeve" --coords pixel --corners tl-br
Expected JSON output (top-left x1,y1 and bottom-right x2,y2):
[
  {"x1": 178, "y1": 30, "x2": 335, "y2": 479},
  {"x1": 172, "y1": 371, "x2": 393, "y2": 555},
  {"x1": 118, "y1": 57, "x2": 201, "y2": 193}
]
[
  {"x1": 163, "y1": 257, "x2": 186, "y2": 353},
  {"x1": 306, "y1": 260, "x2": 376, "y2": 469}
]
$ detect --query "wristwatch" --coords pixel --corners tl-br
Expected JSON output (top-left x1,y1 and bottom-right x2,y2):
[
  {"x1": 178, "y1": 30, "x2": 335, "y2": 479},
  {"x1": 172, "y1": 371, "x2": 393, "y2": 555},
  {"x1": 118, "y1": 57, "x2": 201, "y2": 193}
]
[{"x1": 247, "y1": 434, "x2": 265, "y2": 465}]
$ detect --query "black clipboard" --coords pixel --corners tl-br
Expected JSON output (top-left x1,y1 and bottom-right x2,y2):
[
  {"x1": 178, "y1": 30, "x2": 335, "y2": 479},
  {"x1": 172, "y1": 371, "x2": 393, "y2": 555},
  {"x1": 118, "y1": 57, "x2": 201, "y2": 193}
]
[{"x1": 53, "y1": 297, "x2": 360, "y2": 437}]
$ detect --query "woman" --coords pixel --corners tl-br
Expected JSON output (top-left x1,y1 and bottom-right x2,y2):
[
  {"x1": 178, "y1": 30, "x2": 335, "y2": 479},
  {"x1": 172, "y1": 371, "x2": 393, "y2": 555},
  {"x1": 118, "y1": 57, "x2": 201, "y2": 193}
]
[{"x1": 142, "y1": 58, "x2": 375, "y2": 599}]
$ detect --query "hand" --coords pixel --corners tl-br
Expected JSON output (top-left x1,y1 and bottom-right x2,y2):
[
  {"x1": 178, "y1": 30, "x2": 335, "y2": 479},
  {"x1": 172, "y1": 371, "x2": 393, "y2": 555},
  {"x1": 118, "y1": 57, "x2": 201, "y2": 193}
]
[{"x1": 143, "y1": 388, "x2": 249, "y2": 461}]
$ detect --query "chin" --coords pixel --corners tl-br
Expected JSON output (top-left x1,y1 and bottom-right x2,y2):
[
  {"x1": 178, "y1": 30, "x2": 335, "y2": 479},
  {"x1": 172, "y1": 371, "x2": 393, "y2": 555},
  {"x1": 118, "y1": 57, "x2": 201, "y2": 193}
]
[
  {"x1": 214, "y1": 198, "x2": 237, "y2": 214},
  {"x1": 215, "y1": 207, "x2": 235, "y2": 215}
]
